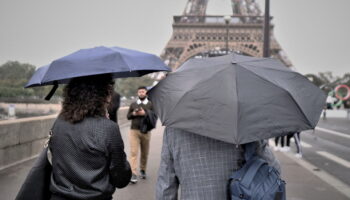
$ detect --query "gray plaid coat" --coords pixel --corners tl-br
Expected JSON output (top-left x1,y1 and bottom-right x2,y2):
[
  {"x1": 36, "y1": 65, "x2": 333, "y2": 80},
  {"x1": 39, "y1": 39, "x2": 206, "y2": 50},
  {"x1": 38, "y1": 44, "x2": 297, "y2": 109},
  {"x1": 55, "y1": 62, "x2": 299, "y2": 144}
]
[{"x1": 156, "y1": 127, "x2": 280, "y2": 200}]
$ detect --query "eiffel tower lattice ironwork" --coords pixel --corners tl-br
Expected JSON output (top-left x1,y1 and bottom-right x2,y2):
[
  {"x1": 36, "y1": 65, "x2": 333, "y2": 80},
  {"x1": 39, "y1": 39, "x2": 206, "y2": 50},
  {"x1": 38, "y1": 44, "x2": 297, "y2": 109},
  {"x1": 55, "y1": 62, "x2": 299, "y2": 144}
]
[{"x1": 161, "y1": 0, "x2": 292, "y2": 70}]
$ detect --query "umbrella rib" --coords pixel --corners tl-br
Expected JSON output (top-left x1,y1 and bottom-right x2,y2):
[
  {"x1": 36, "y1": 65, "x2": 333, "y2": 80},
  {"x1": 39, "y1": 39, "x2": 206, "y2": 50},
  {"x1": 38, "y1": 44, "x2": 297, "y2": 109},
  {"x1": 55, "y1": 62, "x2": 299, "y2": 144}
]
[
  {"x1": 118, "y1": 54, "x2": 133, "y2": 72},
  {"x1": 233, "y1": 64, "x2": 239, "y2": 144}
]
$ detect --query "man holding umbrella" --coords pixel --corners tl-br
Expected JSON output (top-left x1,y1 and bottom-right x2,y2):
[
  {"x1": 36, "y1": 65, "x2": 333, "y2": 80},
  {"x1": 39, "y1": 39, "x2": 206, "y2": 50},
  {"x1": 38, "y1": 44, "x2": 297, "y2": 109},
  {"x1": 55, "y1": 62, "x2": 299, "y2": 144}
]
[
  {"x1": 150, "y1": 53, "x2": 326, "y2": 199},
  {"x1": 156, "y1": 128, "x2": 280, "y2": 199},
  {"x1": 127, "y1": 86, "x2": 154, "y2": 184}
]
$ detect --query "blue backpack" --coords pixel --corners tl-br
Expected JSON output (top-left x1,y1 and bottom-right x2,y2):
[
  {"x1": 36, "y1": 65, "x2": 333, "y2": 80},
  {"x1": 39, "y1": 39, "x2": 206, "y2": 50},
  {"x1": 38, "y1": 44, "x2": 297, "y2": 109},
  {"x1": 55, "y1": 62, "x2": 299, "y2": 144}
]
[{"x1": 228, "y1": 142, "x2": 286, "y2": 200}]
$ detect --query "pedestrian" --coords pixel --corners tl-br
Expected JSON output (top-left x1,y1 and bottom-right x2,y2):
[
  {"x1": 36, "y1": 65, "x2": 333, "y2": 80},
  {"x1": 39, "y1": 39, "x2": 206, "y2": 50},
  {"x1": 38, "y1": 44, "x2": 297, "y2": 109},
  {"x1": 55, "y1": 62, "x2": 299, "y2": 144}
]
[
  {"x1": 323, "y1": 105, "x2": 327, "y2": 120},
  {"x1": 326, "y1": 95, "x2": 334, "y2": 110},
  {"x1": 293, "y1": 132, "x2": 303, "y2": 158},
  {"x1": 283, "y1": 133, "x2": 294, "y2": 152},
  {"x1": 107, "y1": 90, "x2": 121, "y2": 123},
  {"x1": 49, "y1": 74, "x2": 131, "y2": 200},
  {"x1": 345, "y1": 100, "x2": 350, "y2": 119},
  {"x1": 156, "y1": 127, "x2": 281, "y2": 200},
  {"x1": 127, "y1": 86, "x2": 154, "y2": 183},
  {"x1": 274, "y1": 136, "x2": 285, "y2": 151},
  {"x1": 285, "y1": 132, "x2": 303, "y2": 158}
]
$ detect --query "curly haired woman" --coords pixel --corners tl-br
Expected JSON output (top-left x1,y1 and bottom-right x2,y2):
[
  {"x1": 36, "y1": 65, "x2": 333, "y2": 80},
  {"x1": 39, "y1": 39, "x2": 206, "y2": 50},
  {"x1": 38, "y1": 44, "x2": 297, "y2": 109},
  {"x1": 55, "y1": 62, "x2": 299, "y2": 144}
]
[{"x1": 49, "y1": 74, "x2": 131, "y2": 200}]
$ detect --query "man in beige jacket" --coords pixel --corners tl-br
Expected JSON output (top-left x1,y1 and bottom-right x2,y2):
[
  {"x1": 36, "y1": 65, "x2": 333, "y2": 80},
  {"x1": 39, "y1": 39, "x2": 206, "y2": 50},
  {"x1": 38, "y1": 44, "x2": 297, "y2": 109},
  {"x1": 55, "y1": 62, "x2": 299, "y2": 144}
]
[{"x1": 127, "y1": 86, "x2": 153, "y2": 184}]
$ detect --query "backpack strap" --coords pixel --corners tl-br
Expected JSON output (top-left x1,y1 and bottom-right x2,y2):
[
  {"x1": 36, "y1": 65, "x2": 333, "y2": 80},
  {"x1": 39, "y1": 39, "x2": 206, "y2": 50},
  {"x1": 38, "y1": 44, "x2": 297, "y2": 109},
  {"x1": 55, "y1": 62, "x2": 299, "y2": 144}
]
[
  {"x1": 244, "y1": 142, "x2": 257, "y2": 161},
  {"x1": 241, "y1": 158, "x2": 266, "y2": 188},
  {"x1": 241, "y1": 142, "x2": 268, "y2": 188}
]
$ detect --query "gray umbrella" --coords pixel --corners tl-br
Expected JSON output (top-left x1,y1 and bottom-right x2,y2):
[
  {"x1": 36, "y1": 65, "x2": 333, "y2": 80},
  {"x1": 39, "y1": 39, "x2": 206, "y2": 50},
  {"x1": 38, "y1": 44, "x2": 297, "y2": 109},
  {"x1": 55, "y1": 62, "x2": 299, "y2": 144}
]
[{"x1": 149, "y1": 53, "x2": 326, "y2": 144}]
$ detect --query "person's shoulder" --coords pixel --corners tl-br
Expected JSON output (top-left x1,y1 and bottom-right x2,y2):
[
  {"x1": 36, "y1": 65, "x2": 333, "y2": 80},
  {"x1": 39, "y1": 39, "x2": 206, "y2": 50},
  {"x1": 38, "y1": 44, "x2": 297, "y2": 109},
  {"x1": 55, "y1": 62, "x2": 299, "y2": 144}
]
[
  {"x1": 165, "y1": 127, "x2": 177, "y2": 134},
  {"x1": 100, "y1": 117, "x2": 119, "y2": 129},
  {"x1": 83, "y1": 118, "x2": 120, "y2": 148},
  {"x1": 54, "y1": 115, "x2": 75, "y2": 128},
  {"x1": 55, "y1": 115, "x2": 64, "y2": 124},
  {"x1": 52, "y1": 116, "x2": 66, "y2": 131},
  {"x1": 84, "y1": 117, "x2": 118, "y2": 131},
  {"x1": 164, "y1": 127, "x2": 188, "y2": 139},
  {"x1": 166, "y1": 127, "x2": 193, "y2": 135},
  {"x1": 146, "y1": 99, "x2": 153, "y2": 107}
]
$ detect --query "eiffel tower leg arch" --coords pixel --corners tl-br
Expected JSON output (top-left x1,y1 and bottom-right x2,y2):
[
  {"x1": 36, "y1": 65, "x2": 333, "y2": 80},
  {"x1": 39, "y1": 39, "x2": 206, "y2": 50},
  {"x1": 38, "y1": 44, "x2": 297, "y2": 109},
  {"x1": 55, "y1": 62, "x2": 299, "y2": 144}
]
[
  {"x1": 161, "y1": 1, "x2": 293, "y2": 70},
  {"x1": 176, "y1": 42, "x2": 262, "y2": 67}
]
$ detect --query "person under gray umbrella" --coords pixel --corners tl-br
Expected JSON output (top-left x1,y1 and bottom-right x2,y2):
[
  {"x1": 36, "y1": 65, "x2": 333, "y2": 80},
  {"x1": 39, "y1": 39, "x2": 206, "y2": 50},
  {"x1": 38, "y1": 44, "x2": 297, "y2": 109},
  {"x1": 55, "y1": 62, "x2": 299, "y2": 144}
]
[
  {"x1": 150, "y1": 53, "x2": 326, "y2": 199},
  {"x1": 149, "y1": 53, "x2": 326, "y2": 144},
  {"x1": 155, "y1": 127, "x2": 280, "y2": 200}
]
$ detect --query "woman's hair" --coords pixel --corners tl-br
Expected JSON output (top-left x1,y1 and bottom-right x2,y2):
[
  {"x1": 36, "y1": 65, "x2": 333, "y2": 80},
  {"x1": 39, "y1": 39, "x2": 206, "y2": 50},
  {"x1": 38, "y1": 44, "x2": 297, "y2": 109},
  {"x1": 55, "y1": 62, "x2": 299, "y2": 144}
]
[{"x1": 60, "y1": 74, "x2": 114, "y2": 123}]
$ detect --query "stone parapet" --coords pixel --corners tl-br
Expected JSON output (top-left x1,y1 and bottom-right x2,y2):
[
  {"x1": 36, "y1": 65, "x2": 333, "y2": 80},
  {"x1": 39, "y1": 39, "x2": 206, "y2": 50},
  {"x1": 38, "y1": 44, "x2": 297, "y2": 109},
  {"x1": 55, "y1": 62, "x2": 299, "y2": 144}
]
[{"x1": 0, "y1": 107, "x2": 129, "y2": 170}]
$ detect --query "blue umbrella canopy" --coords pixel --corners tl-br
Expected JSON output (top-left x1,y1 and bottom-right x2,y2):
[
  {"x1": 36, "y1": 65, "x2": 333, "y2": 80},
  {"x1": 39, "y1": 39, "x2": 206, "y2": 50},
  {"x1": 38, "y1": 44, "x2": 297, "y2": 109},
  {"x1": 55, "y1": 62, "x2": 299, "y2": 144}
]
[
  {"x1": 25, "y1": 46, "x2": 170, "y2": 88},
  {"x1": 25, "y1": 65, "x2": 50, "y2": 88}
]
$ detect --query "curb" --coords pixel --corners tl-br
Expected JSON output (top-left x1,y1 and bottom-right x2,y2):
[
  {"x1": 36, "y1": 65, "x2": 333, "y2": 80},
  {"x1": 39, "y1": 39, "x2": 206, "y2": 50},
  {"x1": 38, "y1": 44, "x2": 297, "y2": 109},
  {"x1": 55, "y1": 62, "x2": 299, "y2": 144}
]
[{"x1": 279, "y1": 148, "x2": 350, "y2": 198}]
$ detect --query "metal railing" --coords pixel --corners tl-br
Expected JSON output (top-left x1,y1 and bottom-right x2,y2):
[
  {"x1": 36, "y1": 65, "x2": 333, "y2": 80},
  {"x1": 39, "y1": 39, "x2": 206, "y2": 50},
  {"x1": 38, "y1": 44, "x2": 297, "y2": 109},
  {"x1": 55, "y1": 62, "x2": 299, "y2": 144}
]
[{"x1": 173, "y1": 15, "x2": 271, "y2": 25}]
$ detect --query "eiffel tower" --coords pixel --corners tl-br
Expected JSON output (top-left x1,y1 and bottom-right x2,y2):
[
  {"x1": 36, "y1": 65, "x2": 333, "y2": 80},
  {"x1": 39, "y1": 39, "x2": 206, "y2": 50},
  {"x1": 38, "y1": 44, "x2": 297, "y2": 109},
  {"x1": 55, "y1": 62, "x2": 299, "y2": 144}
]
[{"x1": 161, "y1": 0, "x2": 292, "y2": 70}]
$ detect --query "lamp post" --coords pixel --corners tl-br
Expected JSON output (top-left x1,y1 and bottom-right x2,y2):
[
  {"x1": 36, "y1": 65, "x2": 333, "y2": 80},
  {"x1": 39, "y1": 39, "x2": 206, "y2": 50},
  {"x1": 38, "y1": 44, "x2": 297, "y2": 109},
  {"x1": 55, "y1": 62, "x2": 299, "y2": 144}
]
[
  {"x1": 224, "y1": 15, "x2": 231, "y2": 55},
  {"x1": 263, "y1": 0, "x2": 270, "y2": 57}
]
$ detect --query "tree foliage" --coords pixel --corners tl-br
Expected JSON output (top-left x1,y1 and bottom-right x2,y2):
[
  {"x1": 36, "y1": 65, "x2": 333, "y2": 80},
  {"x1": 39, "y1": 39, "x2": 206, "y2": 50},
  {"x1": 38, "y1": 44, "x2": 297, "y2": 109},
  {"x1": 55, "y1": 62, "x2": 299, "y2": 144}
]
[
  {"x1": 306, "y1": 71, "x2": 349, "y2": 88},
  {"x1": 306, "y1": 72, "x2": 350, "y2": 107},
  {"x1": 305, "y1": 74, "x2": 324, "y2": 87},
  {"x1": 0, "y1": 61, "x2": 63, "y2": 99},
  {"x1": 0, "y1": 61, "x2": 35, "y2": 97}
]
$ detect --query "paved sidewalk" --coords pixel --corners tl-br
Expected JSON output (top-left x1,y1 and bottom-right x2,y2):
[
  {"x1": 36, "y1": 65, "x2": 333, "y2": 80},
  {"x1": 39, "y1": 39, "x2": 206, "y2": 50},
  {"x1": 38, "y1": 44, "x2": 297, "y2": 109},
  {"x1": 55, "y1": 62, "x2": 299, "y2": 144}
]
[
  {"x1": 114, "y1": 124, "x2": 350, "y2": 200},
  {"x1": 317, "y1": 117, "x2": 350, "y2": 134},
  {"x1": 276, "y1": 151, "x2": 350, "y2": 200},
  {"x1": 116, "y1": 122, "x2": 350, "y2": 200},
  {"x1": 1, "y1": 122, "x2": 350, "y2": 199},
  {"x1": 275, "y1": 116, "x2": 350, "y2": 200}
]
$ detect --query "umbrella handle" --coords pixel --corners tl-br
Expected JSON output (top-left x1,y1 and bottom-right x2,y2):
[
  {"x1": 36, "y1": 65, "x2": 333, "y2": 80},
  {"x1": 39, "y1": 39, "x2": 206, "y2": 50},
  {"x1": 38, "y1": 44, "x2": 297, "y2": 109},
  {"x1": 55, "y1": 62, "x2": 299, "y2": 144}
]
[{"x1": 45, "y1": 82, "x2": 58, "y2": 101}]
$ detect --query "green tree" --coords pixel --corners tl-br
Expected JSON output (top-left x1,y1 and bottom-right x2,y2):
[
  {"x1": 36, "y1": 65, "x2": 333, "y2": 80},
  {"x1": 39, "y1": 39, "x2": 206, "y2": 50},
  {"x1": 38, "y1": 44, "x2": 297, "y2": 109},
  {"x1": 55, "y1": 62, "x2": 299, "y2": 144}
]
[
  {"x1": 341, "y1": 73, "x2": 350, "y2": 86},
  {"x1": 0, "y1": 61, "x2": 36, "y2": 97},
  {"x1": 317, "y1": 72, "x2": 332, "y2": 86},
  {"x1": 0, "y1": 61, "x2": 35, "y2": 80},
  {"x1": 0, "y1": 61, "x2": 63, "y2": 99},
  {"x1": 305, "y1": 74, "x2": 325, "y2": 87}
]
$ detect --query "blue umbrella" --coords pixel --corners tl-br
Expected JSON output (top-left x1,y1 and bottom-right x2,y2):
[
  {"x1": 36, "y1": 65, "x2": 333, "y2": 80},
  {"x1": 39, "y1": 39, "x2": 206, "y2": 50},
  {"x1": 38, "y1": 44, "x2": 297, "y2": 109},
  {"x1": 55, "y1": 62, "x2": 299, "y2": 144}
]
[
  {"x1": 26, "y1": 46, "x2": 170, "y2": 87},
  {"x1": 25, "y1": 46, "x2": 171, "y2": 99},
  {"x1": 25, "y1": 65, "x2": 50, "y2": 88}
]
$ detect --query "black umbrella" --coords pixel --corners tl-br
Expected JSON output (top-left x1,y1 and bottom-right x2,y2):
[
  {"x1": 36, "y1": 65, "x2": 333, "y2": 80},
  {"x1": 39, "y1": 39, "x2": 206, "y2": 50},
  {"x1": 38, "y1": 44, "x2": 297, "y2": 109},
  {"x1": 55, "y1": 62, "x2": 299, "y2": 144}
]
[{"x1": 149, "y1": 53, "x2": 326, "y2": 144}]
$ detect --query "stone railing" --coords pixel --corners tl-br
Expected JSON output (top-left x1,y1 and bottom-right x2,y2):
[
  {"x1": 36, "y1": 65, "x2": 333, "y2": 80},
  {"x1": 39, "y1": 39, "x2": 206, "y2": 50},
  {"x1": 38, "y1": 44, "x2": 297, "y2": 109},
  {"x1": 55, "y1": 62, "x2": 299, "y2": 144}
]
[{"x1": 0, "y1": 107, "x2": 129, "y2": 170}]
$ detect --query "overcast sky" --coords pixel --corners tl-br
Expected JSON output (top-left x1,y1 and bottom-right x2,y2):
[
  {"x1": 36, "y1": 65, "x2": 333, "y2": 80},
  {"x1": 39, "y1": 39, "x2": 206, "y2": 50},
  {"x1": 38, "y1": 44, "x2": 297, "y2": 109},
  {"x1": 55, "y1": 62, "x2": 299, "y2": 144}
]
[{"x1": 0, "y1": 0, "x2": 349, "y2": 76}]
